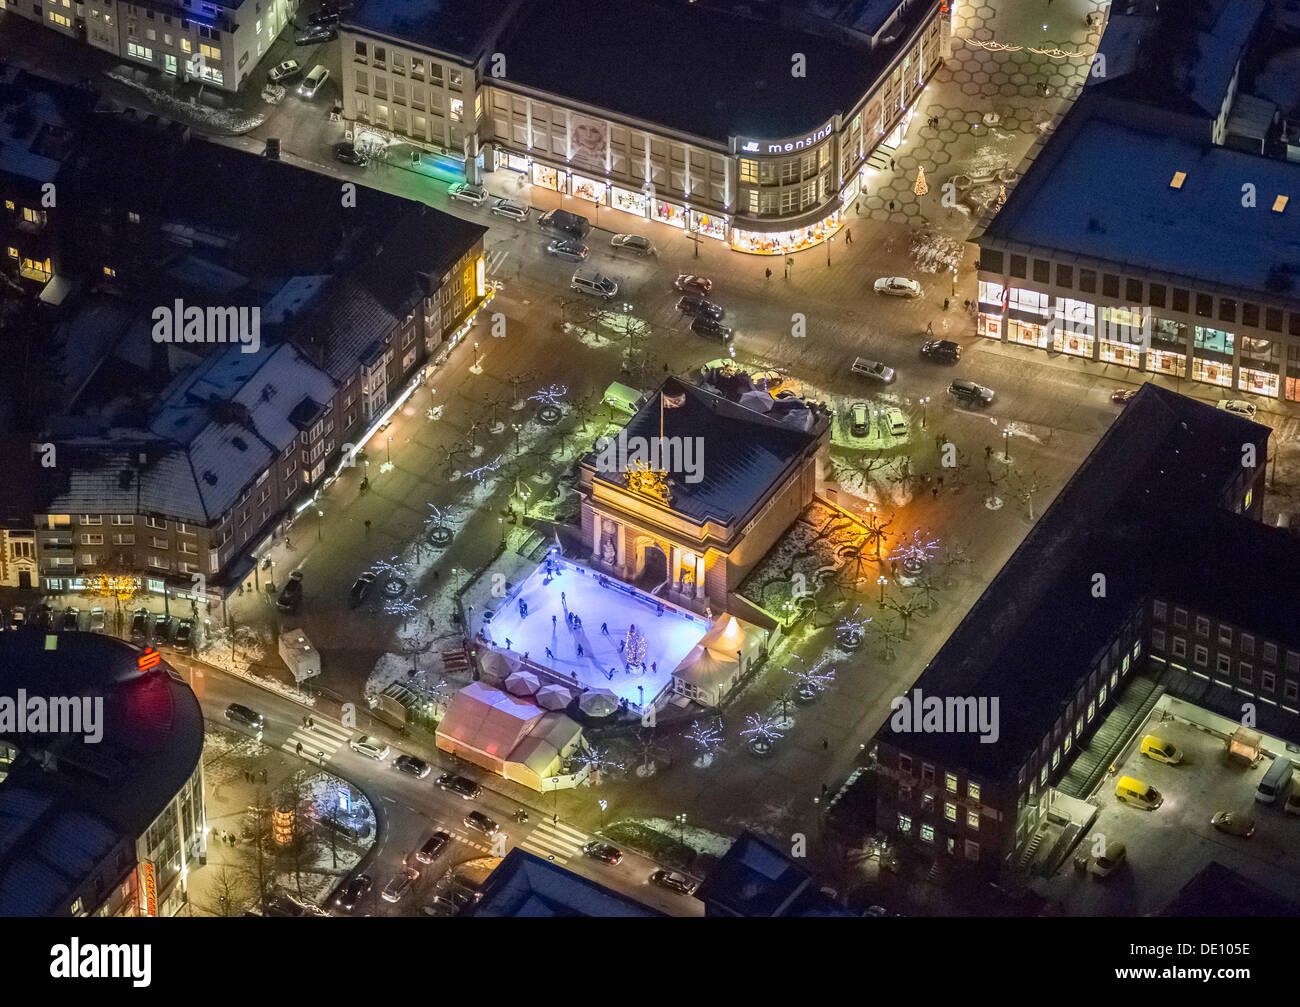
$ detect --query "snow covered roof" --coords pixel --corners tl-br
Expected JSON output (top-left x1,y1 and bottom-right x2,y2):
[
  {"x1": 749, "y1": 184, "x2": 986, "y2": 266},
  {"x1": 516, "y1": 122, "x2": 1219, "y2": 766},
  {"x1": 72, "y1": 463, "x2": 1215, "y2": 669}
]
[
  {"x1": 437, "y1": 682, "x2": 543, "y2": 761},
  {"x1": 464, "y1": 849, "x2": 662, "y2": 917}
]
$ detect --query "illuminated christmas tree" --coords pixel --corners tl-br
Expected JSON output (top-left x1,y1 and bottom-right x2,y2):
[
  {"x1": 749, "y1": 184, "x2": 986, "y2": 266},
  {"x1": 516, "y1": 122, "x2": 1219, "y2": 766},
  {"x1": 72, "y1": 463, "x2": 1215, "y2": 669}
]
[
  {"x1": 624, "y1": 623, "x2": 647, "y2": 669},
  {"x1": 913, "y1": 166, "x2": 929, "y2": 196}
]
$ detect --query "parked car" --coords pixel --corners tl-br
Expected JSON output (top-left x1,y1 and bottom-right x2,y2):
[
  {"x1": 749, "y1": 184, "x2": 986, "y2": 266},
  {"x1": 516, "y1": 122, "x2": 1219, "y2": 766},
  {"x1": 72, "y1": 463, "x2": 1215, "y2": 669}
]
[
  {"x1": 307, "y1": 9, "x2": 341, "y2": 26},
  {"x1": 335, "y1": 874, "x2": 372, "y2": 911},
  {"x1": 349, "y1": 571, "x2": 377, "y2": 607},
  {"x1": 381, "y1": 868, "x2": 418, "y2": 903},
  {"x1": 89, "y1": 607, "x2": 105, "y2": 632},
  {"x1": 850, "y1": 401, "x2": 869, "y2": 436},
  {"x1": 175, "y1": 619, "x2": 194, "y2": 649},
  {"x1": 610, "y1": 233, "x2": 654, "y2": 255},
  {"x1": 691, "y1": 315, "x2": 733, "y2": 341},
  {"x1": 674, "y1": 274, "x2": 713, "y2": 294},
  {"x1": 224, "y1": 703, "x2": 264, "y2": 738},
  {"x1": 850, "y1": 357, "x2": 895, "y2": 383},
  {"x1": 649, "y1": 869, "x2": 696, "y2": 895},
  {"x1": 8, "y1": 605, "x2": 25, "y2": 630},
  {"x1": 1216, "y1": 399, "x2": 1258, "y2": 419},
  {"x1": 415, "y1": 830, "x2": 452, "y2": 864},
  {"x1": 393, "y1": 754, "x2": 431, "y2": 779},
  {"x1": 1210, "y1": 811, "x2": 1255, "y2": 837},
  {"x1": 437, "y1": 773, "x2": 482, "y2": 800},
  {"x1": 490, "y1": 198, "x2": 529, "y2": 221},
  {"x1": 947, "y1": 378, "x2": 996, "y2": 406},
  {"x1": 873, "y1": 276, "x2": 922, "y2": 298},
  {"x1": 1111, "y1": 388, "x2": 1137, "y2": 406},
  {"x1": 32, "y1": 604, "x2": 54, "y2": 631},
  {"x1": 334, "y1": 141, "x2": 368, "y2": 166},
  {"x1": 463, "y1": 811, "x2": 499, "y2": 836},
  {"x1": 448, "y1": 182, "x2": 489, "y2": 206},
  {"x1": 676, "y1": 295, "x2": 724, "y2": 320},
  {"x1": 349, "y1": 735, "x2": 390, "y2": 760},
  {"x1": 1140, "y1": 734, "x2": 1183, "y2": 765},
  {"x1": 294, "y1": 24, "x2": 337, "y2": 45},
  {"x1": 582, "y1": 841, "x2": 623, "y2": 865},
  {"x1": 130, "y1": 608, "x2": 149, "y2": 639},
  {"x1": 1088, "y1": 840, "x2": 1127, "y2": 879},
  {"x1": 546, "y1": 238, "x2": 589, "y2": 261},
  {"x1": 267, "y1": 59, "x2": 302, "y2": 84},
  {"x1": 571, "y1": 270, "x2": 618, "y2": 298},
  {"x1": 62, "y1": 607, "x2": 80, "y2": 631},
  {"x1": 297, "y1": 64, "x2": 330, "y2": 98},
  {"x1": 153, "y1": 616, "x2": 174, "y2": 645},
  {"x1": 277, "y1": 570, "x2": 305, "y2": 613},
  {"x1": 920, "y1": 339, "x2": 961, "y2": 363}
]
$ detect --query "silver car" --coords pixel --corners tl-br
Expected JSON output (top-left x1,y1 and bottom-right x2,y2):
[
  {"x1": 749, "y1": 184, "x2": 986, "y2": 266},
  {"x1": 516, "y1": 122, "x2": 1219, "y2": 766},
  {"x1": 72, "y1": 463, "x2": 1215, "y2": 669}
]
[
  {"x1": 547, "y1": 238, "x2": 588, "y2": 261},
  {"x1": 610, "y1": 233, "x2": 655, "y2": 255},
  {"x1": 449, "y1": 182, "x2": 489, "y2": 206},
  {"x1": 490, "y1": 198, "x2": 529, "y2": 221}
]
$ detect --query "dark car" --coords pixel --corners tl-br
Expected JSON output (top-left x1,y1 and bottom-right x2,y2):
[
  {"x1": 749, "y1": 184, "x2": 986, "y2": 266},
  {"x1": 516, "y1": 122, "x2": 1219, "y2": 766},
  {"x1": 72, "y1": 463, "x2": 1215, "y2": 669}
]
[
  {"x1": 691, "y1": 315, "x2": 733, "y2": 341},
  {"x1": 947, "y1": 378, "x2": 995, "y2": 406},
  {"x1": 175, "y1": 618, "x2": 194, "y2": 649},
  {"x1": 334, "y1": 141, "x2": 368, "y2": 166},
  {"x1": 31, "y1": 604, "x2": 54, "y2": 631},
  {"x1": 415, "y1": 830, "x2": 452, "y2": 864},
  {"x1": 294, "y1": 24, "x2": 336, "y2": 45},
  {"x1": 8, "y1": 606, "x2": 26, "y2": 630},
  {"x1": 437, "y1": 772, "x2": 482, "y2": 800},
  {"x1": 649, "y1": 869, "x2": 697, "y2": 895},
  {"x1": 349, "y1": 571, "x2": 377, "y2": 608},
  {"x1": 61, "y1": 607, "x2": 80, "y2": 631},
  {"x1": 153, "y1": 616, "x2": 174, "y2": 644},
  {"x1": 463, "y1": 811, "x2": 499, "y2": 836},
  {"x1": 393, "y1": 754, "x2": 431, "y2": 779},
  {"x1": 224, "y1": 702, "x2": 264, "y2": 737},
  {"x1": 335, "y1": 873, "x2": 372, "y2": 911},
  {"x1": 920, "y1": 339, "x2": 961, "y2": 363},
  {"x1": 307, "y1": 9, "x2": 341, "y2": 26},
  {"x1": 130, "y1": 608, "x2": 149, "y2": 639},
  {"x1": 676, "y1": 295, "x2": 724, "y2": 320},
  {"x1": 674, "y1": 274, "x2": 712, "y2": 295},
  {"x1": 582, "y1": 841, "x2": 623, "y2": 865},
  {"x1": 277, "y1": 570, "x2": 304, "y2": 612}
]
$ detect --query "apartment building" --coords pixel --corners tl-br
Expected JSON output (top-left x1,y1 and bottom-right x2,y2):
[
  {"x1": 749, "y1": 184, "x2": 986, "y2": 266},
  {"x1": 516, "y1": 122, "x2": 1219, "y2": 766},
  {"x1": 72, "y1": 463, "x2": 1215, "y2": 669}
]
[
  {"x1": 876, "y1": 385, "x2": 1282, "y2": 879},
  {"x1": 974, "y1": 0, "x2": 1300, "y2": 402},
  {"x1": 340, "y1": 0, "x2": 948, "y2": 255},
  {"x1": 0, "y1": 0, "x2": 297, "y2": 92}
]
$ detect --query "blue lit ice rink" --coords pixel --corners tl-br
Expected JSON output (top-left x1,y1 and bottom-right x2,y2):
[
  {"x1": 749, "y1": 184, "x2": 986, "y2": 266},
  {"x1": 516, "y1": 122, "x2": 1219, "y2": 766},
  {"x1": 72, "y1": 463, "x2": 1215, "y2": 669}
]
[{"x1": 483, "y1": 557, "x2": 709, "y2": 708}]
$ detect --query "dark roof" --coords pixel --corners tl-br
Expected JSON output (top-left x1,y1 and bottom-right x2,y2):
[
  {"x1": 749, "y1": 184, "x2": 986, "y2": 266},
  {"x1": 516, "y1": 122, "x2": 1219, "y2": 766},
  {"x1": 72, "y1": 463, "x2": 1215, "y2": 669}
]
[
  {"x1": 346, "y1": 0, "x2": 517, "y2": 59},
  {"x1": 0, "y1": 632, "x2": 204, "y2": 916},
  {"x1": 587, "y1": 377, "x2": 825, "y2": 528},
  {"x1": 461, "y1": 849, "x2": 662, "y2": 916},
  {"x1": 1161, "y1": 862, "x2": 1300, "y2": 917},
  {"x1": 883, "y1": 385, "x2": 1274, "y2": 779},
  {"x1": 696, "y1": 830, "x2": 849, "y2": 916}
]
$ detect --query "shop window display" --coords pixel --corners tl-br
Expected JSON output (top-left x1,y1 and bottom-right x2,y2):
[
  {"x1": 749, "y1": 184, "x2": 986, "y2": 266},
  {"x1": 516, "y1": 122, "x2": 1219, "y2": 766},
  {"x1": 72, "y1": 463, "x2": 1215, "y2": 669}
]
[
  {"x1": 729, "y1": 209, "x2": 844, "y2": 255},
  {"x1": 1147, "y1": 349, "x2": 1187, "y2": 378},
  {"x1": 1238, "y1": 367, "x2": 1279, "y2": 397},
  {"x1": 653, "y1": 200, "x2": 687, "y2": 229},
  {"x1": 532, "y1": 163, "x2": 561, "y2": 190},
  {"x1": 1192, "y1": 357, "x2": 1233, "y2": 387}
]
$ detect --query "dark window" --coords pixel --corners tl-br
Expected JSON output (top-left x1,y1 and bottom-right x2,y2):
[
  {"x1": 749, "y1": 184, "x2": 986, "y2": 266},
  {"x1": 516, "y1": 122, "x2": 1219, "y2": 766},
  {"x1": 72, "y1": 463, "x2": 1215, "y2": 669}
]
[
  {"x1": 1125, "y1": 278, "x2": 1142, "y2": 302},
  {"x1": 1010, "y1": 255, "x2": 1027, "y2": 279},
  {"x1": 1267, "y1": 306, "x2": 1283, "y2": 332},
  {"x1": 1056, "y1": 264, "x2": 1073, "y2": 288},
  {"x1": 1079, "y1": 269, "x2": 1096, "y2": 293},
  {"x1": 1033, "y1": 259, "x2": 1050, "y2": 283},
  {"x1": 1242, "y1": 303, "x2": 1260, "y2": 327},
  {"x1": 1290, "y1": 314, "x2": 1300, "y2": 337},
  {"x1": 1149, "y1": 283, "x2": 1166, "y2": 308},
  {"x1": 1195, "y1": 293, "x2": 1212, "y2": 317},
  {"x1": 1102, "y1": 274, "x2": 1119, "y2": 297},
  {"x1": 1172, "y1": 288, "x2": 1189, "y2": 312},
  {"x1": 1219, "y1": 298, "x2": 1237, "y2": 323},
  {"x1": 981, "y1": 249, "x2": 1003, "y2": 273}
]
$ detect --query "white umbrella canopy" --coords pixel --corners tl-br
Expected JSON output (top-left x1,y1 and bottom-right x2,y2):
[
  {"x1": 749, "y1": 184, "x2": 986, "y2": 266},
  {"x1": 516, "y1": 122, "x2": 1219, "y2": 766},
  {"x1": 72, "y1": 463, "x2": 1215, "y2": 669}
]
[
  {"x1": 505, "y1": 670, "x2": 541, "y2": 696},
  {"x1": 536, "y1": 684, "x2": 573, "y2": 711},
  {"x1": 578, "y1": 688, "x2": 619, "y2": 717},
  {"x1": 481, "y1": 649, "x2": 520, "y2": 680}
]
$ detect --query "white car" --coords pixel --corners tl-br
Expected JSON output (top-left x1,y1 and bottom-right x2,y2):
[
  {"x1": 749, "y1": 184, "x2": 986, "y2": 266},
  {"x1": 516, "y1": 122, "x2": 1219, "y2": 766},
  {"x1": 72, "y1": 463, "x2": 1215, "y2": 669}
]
[
  {"x1": 610, "y1": 233, "x2": 655, "y2": 255},
  {"x1": 490, "y1": 198, "x2": 529, "y2": 221},
  {"x1": 449, "y1": 182, "x2": 489, "y2": 206},
  {"x1": 349, "y1": 735, "x2": 390, "y2": 760},
  {"x1": 297, "y1": 64, "x2": 329, "y2": 99},
  {"x1": 850, "y1": 357, "x2": 896, "y2": 383},
  {"x1": 874, "y1": 276, "x2": 922, "y2": 298},
  {"x1": 1216, "y1": 399, "x2": 1257, "y2": 419},
  {"x1": 1088, "y1": 840, "x2": 1126, "y2": 879}
]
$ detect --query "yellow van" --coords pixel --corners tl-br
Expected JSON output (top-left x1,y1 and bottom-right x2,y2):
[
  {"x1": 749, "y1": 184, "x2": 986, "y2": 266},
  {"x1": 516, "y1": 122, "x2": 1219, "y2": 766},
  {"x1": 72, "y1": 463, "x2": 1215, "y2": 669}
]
[
  {"x1": 1140, "y1": 734, "x2": 1182, "y2": 765},
  {"x1": 1116, "y1": 775, "x2": 1163, "y2": 810}
]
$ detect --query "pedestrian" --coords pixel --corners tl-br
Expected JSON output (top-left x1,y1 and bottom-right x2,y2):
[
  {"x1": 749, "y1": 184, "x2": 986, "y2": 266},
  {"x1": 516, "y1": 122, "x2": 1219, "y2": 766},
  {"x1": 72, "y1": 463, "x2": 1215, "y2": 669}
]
[
  {"x1": 545, "y1": 647, "x2": 554, "y2": 659},
  {"x1": 963, "y1": 298, "x2": 971, "y2": 311},
  {"x1": 889, "y1": 157, "x2": 895, "y2": 170},
  {"x1": 260, "y1": 769, "x2": 267, "y2": 783},
  {"x1": 938, "y1": 476, "x2": 944, "y2": 488},
  {"x1": 944, "y1": 298, "x2": 950, "y2": 310},
  {"x1": 296, "y1": 741, "x2": 303, "y2": 755},
  {"x1": 308, "y1": 717, "x2": 314, "y2": 729},
  {"x1": 608, "y1": 668, "x2": 616, "y2": 681},
  {"x1": 618, "y1": 640, "x2": 625, "y2": 654},
  {"x1": 364, "y1": 519, "x2": 371, "y2": 534},
  {"x1": 926, "y1": 321, "x2": 934, "y2": 336},
  {"x1": 552, "y1": 614, "x2": 557, "y2": 628},
  {"x1": 932, "y1": 485, "x2": 939, "y2": 499},
  {"x1": 505, "y1": 638, "x2": 512, "y2": 650},
  {"x1": 286, "y1": 536, "x2": 291, "y2": 549},
  {"x1": 561, "y1": 591, "x2": 566, "y2": 604},
  {"x1": 577, "y1": 644, "x2": 584, "y2": 657},
  {"x1": 601, "y1": 622, "x2": 608, "y2": 635},
  {"x1": 822, "y1": 737, "x2": 829, "y2": 750},
  {"x1": 889, "y1": 200, "x2": 895, "y2": 211},
  {"x1": 765, "y1": 267, "x2": 772, "y2": 280},
  {"x1": 985, "y1": 444, "x2": 993, "y2": 459},
  {"x1": 845, "y1": 227, "x2": 853, "y2": 245},
  {"x1": 651, "y1": 661, "x2": 657, "y2": 673}
]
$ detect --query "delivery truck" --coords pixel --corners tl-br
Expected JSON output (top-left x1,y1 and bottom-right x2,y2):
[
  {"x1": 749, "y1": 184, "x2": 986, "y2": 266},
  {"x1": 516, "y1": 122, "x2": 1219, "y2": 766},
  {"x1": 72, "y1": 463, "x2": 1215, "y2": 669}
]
[{"x1": 278, "y1": 629, "x2": 321, "y2": 684}]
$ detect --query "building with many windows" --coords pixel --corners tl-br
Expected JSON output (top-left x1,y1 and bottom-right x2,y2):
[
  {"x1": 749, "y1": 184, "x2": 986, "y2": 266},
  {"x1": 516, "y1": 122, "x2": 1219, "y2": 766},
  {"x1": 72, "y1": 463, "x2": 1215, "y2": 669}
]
[
  {"x1": 340, "y1": 0, "x2": 948, "y2": 254},
  {"x1": 876, "y1": 384, "x2": 1289, "y2": 879},
  {"x1": 0, "y1": 0, "x2": 297, "y2": 91},
  {"x1": 974, "y1": 0, "x2": 1300, "y2": 402}
]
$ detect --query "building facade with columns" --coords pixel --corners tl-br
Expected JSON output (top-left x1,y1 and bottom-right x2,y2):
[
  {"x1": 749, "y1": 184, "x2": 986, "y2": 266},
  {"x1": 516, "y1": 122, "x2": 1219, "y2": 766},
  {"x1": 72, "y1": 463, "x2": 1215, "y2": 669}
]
[
  {"x1": 578, "y1": 379, "x2": 829, "y2": 614},
  {"x1": 340, "y1": 0, "x2": 949, "y2": 255}
]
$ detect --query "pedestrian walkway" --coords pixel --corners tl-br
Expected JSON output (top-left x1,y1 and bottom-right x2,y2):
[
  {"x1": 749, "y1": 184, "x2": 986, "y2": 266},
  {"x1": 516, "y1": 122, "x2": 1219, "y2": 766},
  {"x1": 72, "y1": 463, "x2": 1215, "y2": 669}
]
[
  {"x1": 516, "y1": 819, "x2": 589, "y2": 865},
  {"x1": 280, "y1": 717, "x2": 352, "y2": 763}
]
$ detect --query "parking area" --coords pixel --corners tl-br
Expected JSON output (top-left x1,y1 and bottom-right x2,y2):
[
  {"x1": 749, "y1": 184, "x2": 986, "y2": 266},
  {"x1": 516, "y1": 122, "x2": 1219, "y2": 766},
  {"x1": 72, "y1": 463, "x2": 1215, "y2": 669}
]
[
  {"x1": 1042, "y1": 703, "x2": 1300, "y2": 914},
  {"x1": 0, "y1": 599, "x2": 201, "y2": 650}
]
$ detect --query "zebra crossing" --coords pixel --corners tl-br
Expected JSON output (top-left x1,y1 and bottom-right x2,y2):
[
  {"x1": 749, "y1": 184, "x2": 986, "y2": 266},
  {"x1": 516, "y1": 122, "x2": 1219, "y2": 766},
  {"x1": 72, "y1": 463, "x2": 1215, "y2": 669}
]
[
  {"x1": 485, "y1": 247, "x2": 511, "y2": 275},
  {"x1": 280, "y1": 718, "x2": 352, "y2": 764},
  {"x1": 516, "y1": 819, "x2": 590, "y2": 865},
  {"x1": 1277, "y1": 416, "x2": 1300, "y2": 445}
]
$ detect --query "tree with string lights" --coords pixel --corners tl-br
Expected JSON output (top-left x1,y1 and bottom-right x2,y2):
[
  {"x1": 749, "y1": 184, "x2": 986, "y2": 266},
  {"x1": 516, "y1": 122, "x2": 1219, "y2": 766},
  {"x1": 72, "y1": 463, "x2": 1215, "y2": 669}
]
[
  {"x1": 740, "y1": 713, "x2": 785, "y2": 757},
  {"x1": 684, "y1": 718, "x2": 725, "y2": 768}
]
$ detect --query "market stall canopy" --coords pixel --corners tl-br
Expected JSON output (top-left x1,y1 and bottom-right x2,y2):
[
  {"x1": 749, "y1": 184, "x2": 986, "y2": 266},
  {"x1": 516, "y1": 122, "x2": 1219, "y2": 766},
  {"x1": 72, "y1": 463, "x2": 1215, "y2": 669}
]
[
  {"x1": 505, "y1": 670, "x2": 542, "y2": 696},
  {"x1": 536, "y1": 684, "x2": 574, "y2": 711},
  {"x1": 481, "y1": 649, "x2": 521, "y2": 680},
  {"x1": 578, "y1": 688, "x2": 620, "y2": 718}
]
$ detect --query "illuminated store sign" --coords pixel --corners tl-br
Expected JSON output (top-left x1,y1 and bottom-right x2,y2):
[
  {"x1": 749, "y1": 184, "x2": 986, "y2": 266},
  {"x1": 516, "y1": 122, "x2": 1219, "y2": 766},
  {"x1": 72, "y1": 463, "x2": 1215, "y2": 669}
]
[{"x1": 740, "y1": 121, "x2": 834, "y2": 155}]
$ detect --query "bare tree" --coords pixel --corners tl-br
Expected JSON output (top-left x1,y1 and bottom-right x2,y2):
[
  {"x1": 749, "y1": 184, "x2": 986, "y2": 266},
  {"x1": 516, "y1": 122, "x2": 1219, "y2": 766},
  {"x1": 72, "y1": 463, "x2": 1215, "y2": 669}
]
[
  {"x1": 869, "y1": 615, "x2": 902, "y2": 661},
  {"x1": 207, "y1": 863, "x2": 255, "y2": 917},
  {"x1": 1009, "y1": 467, "x2": 1045, "y2": 522},
  {"x1": 886, "y1": 589, "x2": 924, "y2": 639}
]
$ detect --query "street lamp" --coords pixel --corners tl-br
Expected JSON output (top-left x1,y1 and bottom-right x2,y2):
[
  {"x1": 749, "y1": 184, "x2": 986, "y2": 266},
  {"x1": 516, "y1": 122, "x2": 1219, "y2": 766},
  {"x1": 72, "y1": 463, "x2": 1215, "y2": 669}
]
[
  {"x1": 386, "y1": 434, "x2": 392, "y2": 464},
  {"x1": 316, "y1": 509, "x2": 324, "y2": 542},
  {"x1": 473, "y1": 341, "x2": 480, "y2": 370},
  {"x1": 920, "y1": 396, "x2": 930, "y2": 429},
  {"x1": 498, "y1": 516, "x2": 505, "y2": 545},
  {"x1": 877, "y1": 575, "x2": 889, "y2": 607},
  {"x1": 1002, "y1": 428, "x2": 1011, "y2": 462},
  {"x1": 950, "y1": 265, "x2": 957, "y2": 298},
  {"x1": 675, "y1": 812, "x2": 687, "y2": 848},
  {"x1": 598, "y1": 798, "x2": 608, "y2": 828}
]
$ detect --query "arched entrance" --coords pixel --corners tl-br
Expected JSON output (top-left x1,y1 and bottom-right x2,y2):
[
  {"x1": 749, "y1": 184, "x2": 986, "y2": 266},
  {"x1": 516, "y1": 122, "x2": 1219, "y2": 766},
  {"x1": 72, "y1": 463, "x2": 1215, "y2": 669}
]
[{"x1": 637, "y1": 542, "x2": 668, "y2": 590}]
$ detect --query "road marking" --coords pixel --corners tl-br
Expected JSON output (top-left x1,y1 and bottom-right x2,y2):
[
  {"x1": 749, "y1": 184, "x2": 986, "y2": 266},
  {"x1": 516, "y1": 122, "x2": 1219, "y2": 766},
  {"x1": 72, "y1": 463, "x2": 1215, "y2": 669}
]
[
  {"x1": 280, "y1": 718, "x2": 352, "y2": 760},
  {"x1": 485, "y1": 248, "x2": 510, "y2": 274},
  {"x1": 517, "y1": 820, "x2": 590, "y2": 864}
]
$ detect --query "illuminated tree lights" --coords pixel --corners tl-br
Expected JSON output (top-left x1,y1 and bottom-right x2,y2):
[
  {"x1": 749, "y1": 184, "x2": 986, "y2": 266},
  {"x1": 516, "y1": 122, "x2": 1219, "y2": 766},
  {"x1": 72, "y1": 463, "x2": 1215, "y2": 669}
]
[{"x1": 624, "y1": 623, "x2": 647, "y2": 668}]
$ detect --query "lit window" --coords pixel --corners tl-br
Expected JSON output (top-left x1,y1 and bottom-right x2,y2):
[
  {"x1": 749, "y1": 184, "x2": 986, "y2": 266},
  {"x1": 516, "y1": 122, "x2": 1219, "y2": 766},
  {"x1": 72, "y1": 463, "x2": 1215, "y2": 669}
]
[
  {"x1": 103, "y1": 265, "x2": 116, "y2": 277},
  {"x1": 967, "y1": 782, "x2": 981, "y2": 802},
  {"x1": 944, "y1": 802, "x2": 957, "y2": 822},
  {"x1": 6, "y1": 247, "x2": 16, "y2": 259},
  {"x1": 967, "y1": 811, "x2": 979, "y2": 830},
  {"x1": 920, "y1": 824, "x2": 934, "y2": 843},
  {"x1": 897, "y1": 814, "x2": 911, "y2": 833},
  {"x1": 1273, "y1": 195, "x2": 1288, "y2": 214},
  {"x1": 1169, "y1": 171, "x2": 1186, "y2": 189}
]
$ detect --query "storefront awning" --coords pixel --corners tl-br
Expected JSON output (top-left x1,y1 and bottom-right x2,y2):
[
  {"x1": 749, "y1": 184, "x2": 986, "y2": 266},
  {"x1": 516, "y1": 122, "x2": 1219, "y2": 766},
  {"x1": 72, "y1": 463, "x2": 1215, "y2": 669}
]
[{"x1": 732, "y1": 197, "x2": 843, "y2": 234}]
